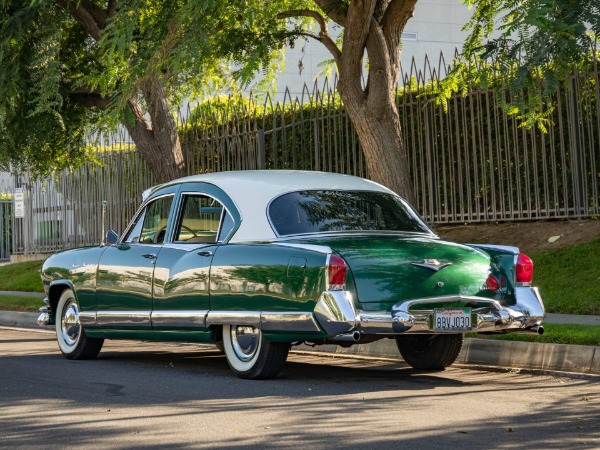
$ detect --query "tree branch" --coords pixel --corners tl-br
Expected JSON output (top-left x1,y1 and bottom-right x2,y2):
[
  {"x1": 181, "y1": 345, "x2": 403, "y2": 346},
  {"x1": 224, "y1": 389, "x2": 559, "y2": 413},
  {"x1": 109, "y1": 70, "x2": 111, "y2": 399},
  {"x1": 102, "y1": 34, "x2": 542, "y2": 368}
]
[
  {"x1": 107, "y1": 0, "x2": 117, "y2": 18},
  {"x1": 381, "y1": 0, "x2": 417, "y2": 41},
  {"x1": 337, "y1": 0, "x2": 377, "y2": 97},
  {"x1": 58, "y1": 0, "x2": 102, "y2": 41},
  {"x1": 380, "y1": 0, "x2": 417, "y2": 90},
  {"x1": 277, "y1": 10, "x2": 341, "y2": 63},
  {"x1": 313, "y1": 0, "x2": 347, "y2": 26},
  {"x1": 123, "y1": 99, "x2": 154, "y2": 147},
  {"x1": 69, "y1": 87, "x2": 112, "y2": 109},
  {"x1": 365, "y1": 18, "x2": 394, "y2": 115},
  {"x1": 80, "y1": 0, "x2": 109, "y2": 29}
]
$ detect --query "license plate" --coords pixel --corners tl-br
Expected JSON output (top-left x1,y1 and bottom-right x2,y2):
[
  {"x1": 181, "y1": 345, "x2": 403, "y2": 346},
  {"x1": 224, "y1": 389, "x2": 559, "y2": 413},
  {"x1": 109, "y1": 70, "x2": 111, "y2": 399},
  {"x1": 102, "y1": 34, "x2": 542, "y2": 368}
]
[{"x1": 433, "y1": 308, "x2": 472, "y2": 332}]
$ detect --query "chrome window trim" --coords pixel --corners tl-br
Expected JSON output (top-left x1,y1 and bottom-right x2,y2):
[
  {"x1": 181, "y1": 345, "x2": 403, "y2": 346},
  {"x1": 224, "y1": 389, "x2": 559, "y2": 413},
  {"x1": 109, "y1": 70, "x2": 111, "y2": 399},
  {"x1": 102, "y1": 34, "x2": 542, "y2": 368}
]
[
  {"x1": 266, "y1": 189, "x2": 435, "y2": 238},
  {"x1": 173, "y1": 191, "x2": 238, "y2": 244},
  {"x1": 121, "y1": 193, "x2": 176, "y2": 244}
]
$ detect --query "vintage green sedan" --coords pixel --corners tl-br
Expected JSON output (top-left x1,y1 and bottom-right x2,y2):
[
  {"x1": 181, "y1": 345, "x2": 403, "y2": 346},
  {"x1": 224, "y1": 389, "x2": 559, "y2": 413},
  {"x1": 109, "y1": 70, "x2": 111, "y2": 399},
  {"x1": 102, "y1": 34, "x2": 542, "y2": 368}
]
[{"x1": 38, "y1": 170, "x2": 545, "y2": 379}]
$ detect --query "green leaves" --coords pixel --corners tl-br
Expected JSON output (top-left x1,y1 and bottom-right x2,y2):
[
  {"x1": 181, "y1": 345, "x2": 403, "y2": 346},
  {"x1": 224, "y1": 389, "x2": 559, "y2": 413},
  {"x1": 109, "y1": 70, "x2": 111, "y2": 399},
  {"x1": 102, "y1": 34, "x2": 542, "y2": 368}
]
[
  {"x1": 450, "y1": 0, "x2": 600, "y2": 129},
  {"x1": 0, "y1": 0, "x2": 310, "y2": 176}
]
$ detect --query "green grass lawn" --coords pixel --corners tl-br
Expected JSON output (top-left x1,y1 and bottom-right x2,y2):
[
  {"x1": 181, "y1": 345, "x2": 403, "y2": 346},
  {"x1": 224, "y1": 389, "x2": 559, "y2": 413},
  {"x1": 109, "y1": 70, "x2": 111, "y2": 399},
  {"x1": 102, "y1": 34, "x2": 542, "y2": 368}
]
[
  {"x1": 471, "y1": 323, "x2": 600, "y2": 347},
  {"x1": 0, "y1": 294, "x2": 44, "y2": 312},
  {"x1": 0, "y1": 260, "x2": 44, "y2": 292},
  {"x1": 531, "y1": 237, "x2": 600, "y2": 315}
]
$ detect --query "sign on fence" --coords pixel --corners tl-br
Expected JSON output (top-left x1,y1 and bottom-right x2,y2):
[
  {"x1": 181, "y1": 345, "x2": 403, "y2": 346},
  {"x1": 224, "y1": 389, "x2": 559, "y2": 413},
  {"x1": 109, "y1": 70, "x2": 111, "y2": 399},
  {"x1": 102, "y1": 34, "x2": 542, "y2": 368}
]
[{"x1": 14, "y1": 188, "x2": 24, "y2": 218}]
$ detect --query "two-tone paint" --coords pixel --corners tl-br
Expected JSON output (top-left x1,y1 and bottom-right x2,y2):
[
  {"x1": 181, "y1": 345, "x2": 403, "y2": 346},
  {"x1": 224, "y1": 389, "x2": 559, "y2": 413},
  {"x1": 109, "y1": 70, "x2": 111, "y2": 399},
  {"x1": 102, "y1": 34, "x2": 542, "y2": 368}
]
[{"x1": 39, "y1": 170, "x2": 545, "y2": 347}]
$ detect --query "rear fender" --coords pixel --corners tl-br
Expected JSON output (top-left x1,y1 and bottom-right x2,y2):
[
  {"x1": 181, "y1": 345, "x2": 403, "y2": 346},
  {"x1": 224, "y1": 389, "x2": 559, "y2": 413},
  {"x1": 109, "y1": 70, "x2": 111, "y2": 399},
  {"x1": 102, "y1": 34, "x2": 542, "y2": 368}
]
[{"x1": 467, "y1": 244, "x2": 519, "y2": 304}]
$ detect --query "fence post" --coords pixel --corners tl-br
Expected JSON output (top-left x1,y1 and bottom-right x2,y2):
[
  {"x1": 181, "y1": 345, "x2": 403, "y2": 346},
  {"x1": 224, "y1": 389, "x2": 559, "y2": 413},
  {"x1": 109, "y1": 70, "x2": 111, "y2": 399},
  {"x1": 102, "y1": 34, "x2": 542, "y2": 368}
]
[
  {"x1": 570, "y1": 75, "x2": 586, "y2": 216},
  {"x1": 257, "y1": 129, "x2": 266, "y2": 169}
]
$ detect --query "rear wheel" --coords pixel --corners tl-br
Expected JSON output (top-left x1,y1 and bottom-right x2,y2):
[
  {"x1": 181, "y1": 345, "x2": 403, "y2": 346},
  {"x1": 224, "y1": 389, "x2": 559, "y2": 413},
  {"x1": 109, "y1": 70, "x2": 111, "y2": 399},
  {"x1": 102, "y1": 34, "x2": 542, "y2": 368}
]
[
  {"x1": 222, "y1": 325, "x2": 289, "y2": 379},
  {"x1": 56, "y1": 289, "x2": 104, "y2": 360},
  {"x1": 396, "y1": 334, "x2": 463, "y2": 370}
]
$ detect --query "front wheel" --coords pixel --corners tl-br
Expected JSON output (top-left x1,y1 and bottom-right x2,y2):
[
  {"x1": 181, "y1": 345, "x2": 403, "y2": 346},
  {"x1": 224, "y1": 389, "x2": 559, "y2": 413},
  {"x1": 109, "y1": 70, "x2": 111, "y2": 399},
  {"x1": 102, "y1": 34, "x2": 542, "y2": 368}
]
[
  {"x1": 222, "y1": 325, "x2": 289, "y2": 379},
  {"x1": 56, "y1": 289, "x2": 104, "y2": 360},
  {"x1": 395, "y1": 334, "x2": 463, "y2": 370}
]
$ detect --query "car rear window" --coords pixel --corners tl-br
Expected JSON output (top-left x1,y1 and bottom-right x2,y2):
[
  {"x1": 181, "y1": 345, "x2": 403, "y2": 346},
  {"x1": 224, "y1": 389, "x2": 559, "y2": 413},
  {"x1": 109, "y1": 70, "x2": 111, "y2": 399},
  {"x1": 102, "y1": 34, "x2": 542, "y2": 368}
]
[{"x1": 268, "y1": 190, "x2": 431, "y2": 236}]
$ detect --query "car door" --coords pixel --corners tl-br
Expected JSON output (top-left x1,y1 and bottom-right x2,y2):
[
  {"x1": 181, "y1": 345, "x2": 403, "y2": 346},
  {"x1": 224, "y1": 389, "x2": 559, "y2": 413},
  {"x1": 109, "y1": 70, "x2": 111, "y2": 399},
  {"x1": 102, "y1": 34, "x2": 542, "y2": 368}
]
[
  {"x1": 151, "y1": 183, "x2": 239, "y2": 330},
  {"x1": 95, "y1": 188, "x2": 177, "y2": 329}
]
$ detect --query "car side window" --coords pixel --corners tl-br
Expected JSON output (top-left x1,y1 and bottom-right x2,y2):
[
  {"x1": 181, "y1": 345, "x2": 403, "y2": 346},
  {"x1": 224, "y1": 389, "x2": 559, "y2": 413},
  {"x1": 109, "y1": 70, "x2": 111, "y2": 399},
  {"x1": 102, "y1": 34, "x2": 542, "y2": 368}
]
[
  {"x1": 175, "y1": 195, "x2": 232, "y2": 243},
  {"x1": 123, "y1": 213, "x2": 145, "y2": 243},
  {"x1": 124, "y1": 196, "x2": 173, "y2": 244}
]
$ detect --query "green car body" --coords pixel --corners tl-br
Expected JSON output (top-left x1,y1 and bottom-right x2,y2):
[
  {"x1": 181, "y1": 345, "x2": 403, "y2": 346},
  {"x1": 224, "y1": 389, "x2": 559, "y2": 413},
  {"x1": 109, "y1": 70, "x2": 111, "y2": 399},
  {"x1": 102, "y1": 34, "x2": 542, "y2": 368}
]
[{"x1": 39, "y1": 171, "x2": 545, "y2": 379}]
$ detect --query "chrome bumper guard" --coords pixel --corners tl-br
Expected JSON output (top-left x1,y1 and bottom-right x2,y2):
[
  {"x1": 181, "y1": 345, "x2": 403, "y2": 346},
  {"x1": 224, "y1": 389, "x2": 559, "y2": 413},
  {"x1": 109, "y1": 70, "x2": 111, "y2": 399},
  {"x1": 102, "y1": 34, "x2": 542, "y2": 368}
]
[
  {"x1": 37, "y1": 298, "x2": 50, "y2": 327},
  {"x1": 314, "y1": 288, "x2": 545, "y2": 337}
]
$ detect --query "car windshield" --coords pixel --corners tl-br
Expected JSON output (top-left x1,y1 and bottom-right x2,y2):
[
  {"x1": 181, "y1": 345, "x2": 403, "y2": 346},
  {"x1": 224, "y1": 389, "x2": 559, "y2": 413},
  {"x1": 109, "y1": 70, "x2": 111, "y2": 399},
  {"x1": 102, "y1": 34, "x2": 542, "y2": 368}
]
[{"x1": 269, "y1": 190, "x2": 432, "y2": 236}]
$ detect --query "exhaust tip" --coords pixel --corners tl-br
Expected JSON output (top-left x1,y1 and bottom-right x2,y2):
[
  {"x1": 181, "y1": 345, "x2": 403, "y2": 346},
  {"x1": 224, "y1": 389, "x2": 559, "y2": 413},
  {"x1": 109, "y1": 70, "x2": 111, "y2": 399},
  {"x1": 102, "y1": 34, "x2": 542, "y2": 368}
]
[{"x1": 536, "y1": 326, "x2": 544, "y2": 335}]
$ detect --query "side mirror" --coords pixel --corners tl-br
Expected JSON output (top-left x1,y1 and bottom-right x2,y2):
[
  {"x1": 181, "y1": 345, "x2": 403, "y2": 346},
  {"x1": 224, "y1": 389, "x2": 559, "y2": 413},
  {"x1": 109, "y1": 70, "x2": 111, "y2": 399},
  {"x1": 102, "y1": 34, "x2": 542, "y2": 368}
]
[{"x1": 106, "y1": 229, "x2": 119, "y2": 245}]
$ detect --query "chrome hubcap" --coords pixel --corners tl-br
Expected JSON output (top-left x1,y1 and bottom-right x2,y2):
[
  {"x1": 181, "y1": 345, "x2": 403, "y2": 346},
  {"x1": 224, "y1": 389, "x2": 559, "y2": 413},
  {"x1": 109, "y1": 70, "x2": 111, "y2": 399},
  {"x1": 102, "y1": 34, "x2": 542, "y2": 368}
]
[
  {"x1": 61, "y1": 300, "x2": 80, "y2": 347},
  {"x1": 230, "y1": 326, "x2": 260, "y2": 362}
]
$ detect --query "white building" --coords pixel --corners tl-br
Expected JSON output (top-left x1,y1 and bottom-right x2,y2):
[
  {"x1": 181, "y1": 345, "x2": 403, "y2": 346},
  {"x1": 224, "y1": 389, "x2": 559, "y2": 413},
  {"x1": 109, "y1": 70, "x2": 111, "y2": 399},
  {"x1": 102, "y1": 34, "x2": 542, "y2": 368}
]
[{"x1": 273, "y1": 0, "x2": 474, "y2": 98}]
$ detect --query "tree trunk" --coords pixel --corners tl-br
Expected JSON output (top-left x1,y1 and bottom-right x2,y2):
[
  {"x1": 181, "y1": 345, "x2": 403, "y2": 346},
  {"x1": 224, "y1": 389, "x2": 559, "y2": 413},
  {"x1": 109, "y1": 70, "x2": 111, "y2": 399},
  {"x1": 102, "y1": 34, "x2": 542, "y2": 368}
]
[
  {"x1": 345, "y1": 101, "x2": 414, "y2": 203},
  {"x1": 337, "y1": 71, "x2": 414, "y2": 203},
  {"x1": 62, "y1": 2, "x2": 187, "y2": 185},
  {"x1": 306, "y1": 0, "x2": 417, "y2": 203},
  {"x1": 122, "y1": 76, "x2": 186, "y2": 184}
]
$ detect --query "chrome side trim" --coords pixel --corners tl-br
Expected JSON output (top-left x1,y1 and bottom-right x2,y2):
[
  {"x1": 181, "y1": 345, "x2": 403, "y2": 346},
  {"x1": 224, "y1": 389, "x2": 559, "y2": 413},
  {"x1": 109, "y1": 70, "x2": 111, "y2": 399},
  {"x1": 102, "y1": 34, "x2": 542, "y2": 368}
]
[
  {"x1": 206, "y1": 311, "x2": 261, "y2": 327},
  {"x1": 467, "y1": 244, "x2": 519, "y2": 255},
  {"x1": 95, "y1": 311, "x2": 151, "y2": 327},
  {"x1": 151, "y1": 310, "x2": 208, "y2": 328},
  {"x1": 201, "y1": 311, "x2": 321, "y2": 333},
  {"x1": 313, "y1": 291, "x2": 359, "y2": 335},
  {"x1": 79, "y1": 311, "x2": 97, "y2": 326},
  {"x1": 272, "y1": 243, "x2": 332, "y2": 254},
  {"x1": 260, "y1": 312, "x2": 321, "y2": 333}
]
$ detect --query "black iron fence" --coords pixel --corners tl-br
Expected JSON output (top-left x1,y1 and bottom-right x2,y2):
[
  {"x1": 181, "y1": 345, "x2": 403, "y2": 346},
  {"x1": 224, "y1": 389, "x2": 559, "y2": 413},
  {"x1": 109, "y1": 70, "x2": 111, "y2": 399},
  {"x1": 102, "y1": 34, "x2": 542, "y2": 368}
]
[{"x1": 3, "y1": 52, "x2": 599, "y2": 256}]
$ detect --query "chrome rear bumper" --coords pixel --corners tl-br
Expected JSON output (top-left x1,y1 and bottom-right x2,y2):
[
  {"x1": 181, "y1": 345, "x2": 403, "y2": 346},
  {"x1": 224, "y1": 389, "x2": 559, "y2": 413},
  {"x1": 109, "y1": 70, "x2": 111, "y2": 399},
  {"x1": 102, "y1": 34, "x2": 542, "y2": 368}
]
[{"x1": 314, "y1": 288, "x2": 545, "y2": 337}]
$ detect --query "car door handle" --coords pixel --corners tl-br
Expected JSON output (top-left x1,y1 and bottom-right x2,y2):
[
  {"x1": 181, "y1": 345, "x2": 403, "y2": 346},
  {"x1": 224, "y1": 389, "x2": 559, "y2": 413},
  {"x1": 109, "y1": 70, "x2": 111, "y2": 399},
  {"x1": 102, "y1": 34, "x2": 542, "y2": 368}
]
[
  {"x1": 141, "y1": 253, "x2": 157, "y2": 259},
  {"x1": 198, "y1": 250, "x2": 213, "y2": 257}
]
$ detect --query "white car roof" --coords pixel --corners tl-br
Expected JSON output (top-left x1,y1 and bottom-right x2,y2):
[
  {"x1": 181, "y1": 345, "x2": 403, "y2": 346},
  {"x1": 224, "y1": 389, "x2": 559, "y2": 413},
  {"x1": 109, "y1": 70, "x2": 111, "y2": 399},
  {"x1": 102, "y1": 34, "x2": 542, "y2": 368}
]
[{"x1": 161, "y1": 170, "x2": 396, "y2": 242}]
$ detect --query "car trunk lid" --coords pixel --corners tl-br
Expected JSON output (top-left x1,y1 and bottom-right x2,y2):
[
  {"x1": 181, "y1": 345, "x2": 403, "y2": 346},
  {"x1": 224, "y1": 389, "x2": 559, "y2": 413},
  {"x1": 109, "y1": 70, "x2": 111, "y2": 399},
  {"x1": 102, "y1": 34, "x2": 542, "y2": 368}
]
[{"x1": 291, "y1": 234, "x2": 493, "y2": 307}]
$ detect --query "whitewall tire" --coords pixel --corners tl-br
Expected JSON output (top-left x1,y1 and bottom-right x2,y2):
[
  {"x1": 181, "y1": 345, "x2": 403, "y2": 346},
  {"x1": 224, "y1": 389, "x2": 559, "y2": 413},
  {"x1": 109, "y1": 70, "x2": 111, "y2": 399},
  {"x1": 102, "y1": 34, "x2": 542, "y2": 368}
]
[
  {"x1": 222, "y1": 325, "x2": 289, "y2": 379},
  {"x1": 55, "y1": 289, "x2": 103, "y2": 360}
]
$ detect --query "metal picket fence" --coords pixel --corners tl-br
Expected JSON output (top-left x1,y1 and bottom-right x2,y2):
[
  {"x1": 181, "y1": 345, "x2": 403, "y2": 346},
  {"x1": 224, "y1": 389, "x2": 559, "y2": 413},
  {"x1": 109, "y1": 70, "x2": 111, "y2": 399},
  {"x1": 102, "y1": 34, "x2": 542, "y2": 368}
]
[{"x1": 3, "y1": 51, "x2": 599, "y2": 257}]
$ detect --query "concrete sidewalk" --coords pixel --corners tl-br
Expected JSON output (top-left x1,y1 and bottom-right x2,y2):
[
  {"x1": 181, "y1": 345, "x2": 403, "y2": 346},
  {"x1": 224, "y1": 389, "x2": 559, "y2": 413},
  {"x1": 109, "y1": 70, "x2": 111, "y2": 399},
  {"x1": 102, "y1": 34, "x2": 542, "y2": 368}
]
[{"x1": 1, "y1": 309, "x2": 598, "y2": 376}]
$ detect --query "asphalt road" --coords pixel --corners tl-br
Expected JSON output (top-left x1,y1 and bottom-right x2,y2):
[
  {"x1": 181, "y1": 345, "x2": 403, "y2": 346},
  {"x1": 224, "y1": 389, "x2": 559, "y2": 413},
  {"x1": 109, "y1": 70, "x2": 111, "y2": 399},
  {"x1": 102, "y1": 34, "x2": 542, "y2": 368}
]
[{"x1": 1, "y1": 328, "x2": 598, "y2": 449}]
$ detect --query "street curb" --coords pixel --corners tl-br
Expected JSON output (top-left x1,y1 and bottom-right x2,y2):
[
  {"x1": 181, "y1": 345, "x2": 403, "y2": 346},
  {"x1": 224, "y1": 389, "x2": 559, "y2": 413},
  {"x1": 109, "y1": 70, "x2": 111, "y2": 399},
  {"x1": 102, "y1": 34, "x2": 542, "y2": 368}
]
[
  {"x1": 0, "y1": 311, "x2": 39, "y2": 328},
  {"x1": 300, "y1": 338, "x2": 600, "y2": 375},
  {"x1": 2, "y1": 310, "x2": 598, "y2": 375}
]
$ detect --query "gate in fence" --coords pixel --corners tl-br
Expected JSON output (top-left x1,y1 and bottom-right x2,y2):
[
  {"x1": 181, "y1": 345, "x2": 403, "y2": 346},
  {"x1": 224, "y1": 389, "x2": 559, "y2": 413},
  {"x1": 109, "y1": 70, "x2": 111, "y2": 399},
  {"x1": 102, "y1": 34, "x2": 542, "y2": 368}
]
[{"x1": 0, "y1": 176, "x2": 14, "y2": 261}]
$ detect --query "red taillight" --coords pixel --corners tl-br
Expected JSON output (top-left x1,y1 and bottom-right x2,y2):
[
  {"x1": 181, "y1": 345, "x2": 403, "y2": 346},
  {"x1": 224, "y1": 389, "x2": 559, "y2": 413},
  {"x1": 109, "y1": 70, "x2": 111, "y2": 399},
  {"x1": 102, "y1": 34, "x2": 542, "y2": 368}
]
[
  {"x1": 327, "y1": 254, "x2": 347, "y2": 290},
  {"x1": 516, "y1": 253, "x2": 533, "y2": 284},
  {"x1": 485, "y1": 275, "x2": 500, "y2": 291}
]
